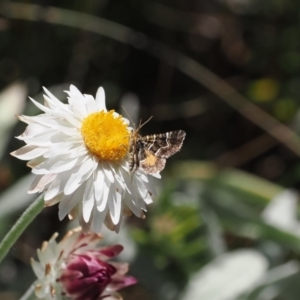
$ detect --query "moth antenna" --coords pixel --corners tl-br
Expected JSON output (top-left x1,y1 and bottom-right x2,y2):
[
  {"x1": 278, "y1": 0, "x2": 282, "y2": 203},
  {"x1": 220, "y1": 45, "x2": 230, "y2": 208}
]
[
  {"x1": 138, "y1": 116, "x2": 153, "y2": 130},
  {"x1": 120, "y1": 144, "x2": 129, "y2": 151},
  {"x1": 121, "y1": 106, "x2": 136, "y2": 128}
]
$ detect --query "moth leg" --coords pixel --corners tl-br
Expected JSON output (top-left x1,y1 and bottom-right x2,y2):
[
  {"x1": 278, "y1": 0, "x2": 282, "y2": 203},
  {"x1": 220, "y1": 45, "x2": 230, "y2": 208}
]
[{"x1": 129, "y1": 149, "x2": 141, "y2": 182}]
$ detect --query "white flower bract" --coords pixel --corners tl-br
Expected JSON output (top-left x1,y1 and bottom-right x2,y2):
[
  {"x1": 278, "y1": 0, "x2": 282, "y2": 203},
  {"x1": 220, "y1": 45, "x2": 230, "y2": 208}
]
[{"x1": 12, "y1": 85, "x2": 157, "y2": 232}]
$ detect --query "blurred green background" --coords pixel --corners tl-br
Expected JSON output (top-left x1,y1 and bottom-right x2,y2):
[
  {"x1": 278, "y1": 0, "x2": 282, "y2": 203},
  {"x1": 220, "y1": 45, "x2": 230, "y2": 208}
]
[{"x1": 2, "y1": 1, "x2": 300, "y2": 299}]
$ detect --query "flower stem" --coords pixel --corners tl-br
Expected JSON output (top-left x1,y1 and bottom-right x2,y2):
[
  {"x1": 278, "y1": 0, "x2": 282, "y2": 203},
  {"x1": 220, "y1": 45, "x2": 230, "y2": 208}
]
[
  {"x1": 0, "y1": 194, "x2": 44, "y2": 264},
  {"x1": 19, "y1": 284, "x2": 35, "y2": 300}
]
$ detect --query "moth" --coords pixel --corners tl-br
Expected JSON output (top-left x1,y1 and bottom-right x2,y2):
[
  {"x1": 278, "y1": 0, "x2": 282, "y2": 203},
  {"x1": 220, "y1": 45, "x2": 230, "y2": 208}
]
[{"x1": 129, "y1": 124, "x2": 186, "y2": 174}]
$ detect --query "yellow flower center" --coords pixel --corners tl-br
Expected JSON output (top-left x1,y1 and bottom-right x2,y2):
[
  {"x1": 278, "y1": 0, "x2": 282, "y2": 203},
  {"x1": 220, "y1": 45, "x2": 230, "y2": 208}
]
[{"x1": 81, "y1": 110, "x2": 130, "y2": 162}]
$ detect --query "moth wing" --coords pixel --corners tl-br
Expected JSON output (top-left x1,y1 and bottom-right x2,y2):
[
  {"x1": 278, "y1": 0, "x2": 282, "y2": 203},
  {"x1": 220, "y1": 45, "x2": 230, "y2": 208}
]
[
  {"x1": 144, "y1": 130, "x2": 186, "y2": 159},
  {"x1": 140, "y1": 149, "x2": 166, "y2": 174}
]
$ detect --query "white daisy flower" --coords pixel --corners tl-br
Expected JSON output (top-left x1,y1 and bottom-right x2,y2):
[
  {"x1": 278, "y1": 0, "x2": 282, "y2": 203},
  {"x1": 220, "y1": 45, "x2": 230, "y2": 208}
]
[
  {"x1": 31, "y1": 227, "x2": 137, "y2": 300},
  {"x1": 11, "y1": 85, "x2": 157, "y2": 233}
]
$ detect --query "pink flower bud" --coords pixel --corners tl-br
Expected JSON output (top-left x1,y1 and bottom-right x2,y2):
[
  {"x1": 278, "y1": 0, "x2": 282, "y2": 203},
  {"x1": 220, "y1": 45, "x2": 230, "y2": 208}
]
[{"x1": 31, "y1": 228, "x2": 137, "y2": 300}]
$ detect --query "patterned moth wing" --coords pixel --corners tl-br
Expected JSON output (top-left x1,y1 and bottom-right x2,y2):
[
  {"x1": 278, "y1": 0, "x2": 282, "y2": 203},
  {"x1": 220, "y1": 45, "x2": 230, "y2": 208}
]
[{"x1": 129, "y1": 130, "x2": 186, "y2": 174}]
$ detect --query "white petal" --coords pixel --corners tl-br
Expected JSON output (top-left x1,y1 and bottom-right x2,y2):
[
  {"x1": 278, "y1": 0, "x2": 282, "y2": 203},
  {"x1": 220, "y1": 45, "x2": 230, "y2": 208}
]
[
  {"x1": 43, "y1": 87, "x2": 66, "y2": 109},
  {"x1": 82, "y1": 177, "x2": 95, "y2": 222},
  {"x1": 91, "y1": 205, "x2": 108, "y2": 233},
  {"x1": 122, "y1": 176, "x2": 145, "y2": 214},
  {"x1": 52, "y1": 106, "x2": 82, "y2": 129},
  {"x1": 43, "y1": 87, "x2": 81, "y2": 128},
  {"x1": 68, "y1": 85, "x2": 86, "y2": 101},
  {"x1": 65, "y1": 135, "x2": 82, "y2": 143},
  {"x1": 69, "y1": 144, "x2": 88, "y2": 159},
  {"x1": 63, "y1": 113, "x2": 82, "y2": 129},
  {"x1": 94, "y1": 169, "x2": 104, "y2": 202},
  {"x1": 64, "y1": 157, "x2": 95, "y2": 195},
  {"x1": 142, "y1": 192, "x2": 153, "y2": 205},
  {"x1": 48, "y1": 103, "x2": 82, "y2": 127},
  {"x1": 27, "y1": 156, "x2": 47, "y2": 169},
  {"x1": 84, "y1": 94, "x2": 98, "y2": 114},
  {"x1": 51, "y1": 105, "x2": 82, "y2": 129},
  {"x1": 29, "y1": 97, "x2": 51, "y2": 113},
  {"x1": 32, "y1": 155, "x2": 79, "y2": 175},
  {"x1": 37, "y1": 245, "x2": 56, "y2": 266},
  {"x1": 151, "y1": 173, "x2": 161, "y2": 179},
  {"x1": 97, "y1": 178, "x2": 110, "y2": 212},
  {"x1": 20, "y1": 131, "x2": 66, "y2": 147},
  {"x1": 68, "y1": 98, "x2": 87, "y2": 119},
  {"x1": 138, "y1": 171, "x2": 149, "y2": 183},
  {"x1": 31, "y1": 259, "x2": 44, "y2": 278},
  {"x1": 22, "y1": 115, "x2": 77, "y2": 136},
  {"x1": 114, "y1": 168, "x2": 126, "y2": 192},
  {"x1": 44, "y1": 172, "x2": 70, "y2": 200},
  {"x1": 78, "y1": 204, "x2": 92, "y2": 234},
  {"x1": 120, "y1": 168, "x2": 135, "y2": 195},
  {"x1": 119, "y1": 161, "x2": 130, "y2": 172},
  {"x1": 124, "y1": 194, "x2": 143, "y2": 217},
  {"x1": 44, "y1": 193, "x2": 63, "y2": 206},
  {"x1": 34, "y1": 281, "x2": 50, "y2": 299},
  {"x1": 42, "y1": 94, "x2": 65, "y2": 114},
  {"x1": 126, "y1": 177, "x2": 150, "y2": 210},
  {"x1": 138, "y1": 195, "x2": 148, "y2": 210},
  {"x1": 95, "y1": 87, "x2": 106, "y2": 111},
  {"x1": 134, "y1": 175, "x2": 153, "y2": 204},
  {"x1": 58, "y1": 184, "x2": 85, "y2": 220},
  {"x1": 43, "y1": 142, "x2": 78, "y2": 158},
  {"x1": 28, "y1": 174, "x2": 56, "y2": 194},
  {"x1": 102, "y1": 162, "x2": 114, "y2": 183},
  {"x1": 18, "y1": 122, "x2": 51, "y2": 138},
  {"x1": 109, "y1": 186, "x2": 122, "y2": 225},
  {"x1": 11, "y1": 145, "x2": 47, "y2": 160},
  {"x1": 66, "y1": 85, "x2": 87, "y2": 118},
  {"x1": 122, "y1": 118, "x2": 130, "y2": 126},
  {"x1": 143, "y1": 176, "x2": 157, "y2": 197}
]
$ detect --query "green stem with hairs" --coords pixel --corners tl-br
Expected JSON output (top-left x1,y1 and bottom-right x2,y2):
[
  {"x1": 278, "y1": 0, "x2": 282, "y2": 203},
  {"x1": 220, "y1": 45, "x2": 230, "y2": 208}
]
[{"x1": 0, "y1": 194, "x2": 44, "y2": 264}]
